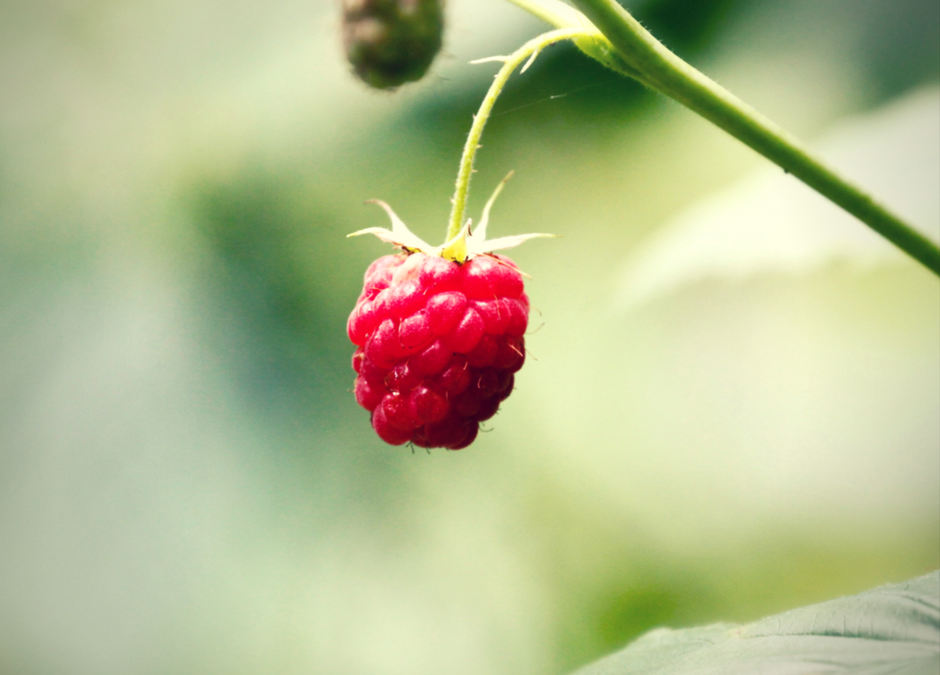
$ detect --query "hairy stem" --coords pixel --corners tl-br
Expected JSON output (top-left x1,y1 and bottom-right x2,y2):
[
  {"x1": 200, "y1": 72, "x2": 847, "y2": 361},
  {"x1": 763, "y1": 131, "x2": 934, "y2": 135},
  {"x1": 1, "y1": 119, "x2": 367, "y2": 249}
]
[
  {"x1": 505, "y1": 0, "x2": 940, "y2": 275},
  {"x1": 503, "y1": 0, "x2": 582, "y2": 27},
  {"x1": 447, "y1": 27, "x2": 586, "y2": 242}
]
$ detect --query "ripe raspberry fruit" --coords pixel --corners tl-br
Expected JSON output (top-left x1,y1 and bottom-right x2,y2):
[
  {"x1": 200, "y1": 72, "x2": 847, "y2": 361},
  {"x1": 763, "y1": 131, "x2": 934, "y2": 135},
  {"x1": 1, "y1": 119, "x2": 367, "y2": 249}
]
[
  {"x1": 348, "y1": 251, "x2": 528, "y2": 449},
  {"x1": 346, "y1": 175, "x2": 551, "y2": 450}
]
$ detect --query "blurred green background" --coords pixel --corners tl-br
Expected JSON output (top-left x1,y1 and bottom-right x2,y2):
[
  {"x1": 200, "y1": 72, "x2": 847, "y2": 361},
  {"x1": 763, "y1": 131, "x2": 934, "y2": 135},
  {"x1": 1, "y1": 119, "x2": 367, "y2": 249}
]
[{"x1": 1, "y1": 1, "x2": 938, "y2": 674}]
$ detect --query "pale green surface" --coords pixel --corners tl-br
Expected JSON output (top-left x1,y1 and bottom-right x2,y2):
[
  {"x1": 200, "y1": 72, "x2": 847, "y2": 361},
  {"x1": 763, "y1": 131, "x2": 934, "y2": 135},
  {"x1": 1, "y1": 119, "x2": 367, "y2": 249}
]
[
  {"x1": 616, "y1": 86, "x2": 940, "y2": 308},
  {"x1": 575, "y1": 572, "x2": 940, "y2": 674}
]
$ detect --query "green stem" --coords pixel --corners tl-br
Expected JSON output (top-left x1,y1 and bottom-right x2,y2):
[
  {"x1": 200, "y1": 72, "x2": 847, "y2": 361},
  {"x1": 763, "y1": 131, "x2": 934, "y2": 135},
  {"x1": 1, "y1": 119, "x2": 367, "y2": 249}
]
[
  {"x1": 447, "y1": 27, "x2": 587, "y2": 242},
  {"x1": 504, "y1": 0, "x2": 648, "y2": 81},
  {"x1": 502, "y1": 0, "x2": 583, "y2": 28},
  {"x1": 506, "y1": 0, "x2": 940, "y2": 276}
]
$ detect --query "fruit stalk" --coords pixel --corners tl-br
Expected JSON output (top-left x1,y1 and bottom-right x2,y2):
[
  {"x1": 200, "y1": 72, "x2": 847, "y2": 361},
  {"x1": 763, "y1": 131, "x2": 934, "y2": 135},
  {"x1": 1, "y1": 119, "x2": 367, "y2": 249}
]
[{"x1": 447, "y1": 27, "x2": 587, "y2": 242}]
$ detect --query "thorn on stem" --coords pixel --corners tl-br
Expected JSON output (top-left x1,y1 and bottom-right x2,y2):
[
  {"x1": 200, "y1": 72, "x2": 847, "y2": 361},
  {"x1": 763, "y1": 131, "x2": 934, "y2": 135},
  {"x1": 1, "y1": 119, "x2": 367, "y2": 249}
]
[
  {"x1": 470, "y1": 55, "x2": 509, "y2": 65},
  {"x1": 521, "y1": 48, "x2": 542, "y2": 73}
]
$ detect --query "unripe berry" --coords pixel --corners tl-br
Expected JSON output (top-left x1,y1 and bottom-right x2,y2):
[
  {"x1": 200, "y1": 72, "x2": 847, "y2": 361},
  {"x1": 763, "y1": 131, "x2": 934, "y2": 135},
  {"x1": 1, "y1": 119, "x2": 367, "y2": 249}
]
[{"x1": 341, "y1": 0, "x2": 445, "y2": 90}]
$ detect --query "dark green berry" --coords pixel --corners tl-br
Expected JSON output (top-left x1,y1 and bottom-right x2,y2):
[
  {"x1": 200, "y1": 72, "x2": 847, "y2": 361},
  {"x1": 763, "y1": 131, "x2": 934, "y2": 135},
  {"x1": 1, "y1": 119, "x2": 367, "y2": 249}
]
[{"x1": 342, "y1": 0, "x2": 445, "y2": 90}]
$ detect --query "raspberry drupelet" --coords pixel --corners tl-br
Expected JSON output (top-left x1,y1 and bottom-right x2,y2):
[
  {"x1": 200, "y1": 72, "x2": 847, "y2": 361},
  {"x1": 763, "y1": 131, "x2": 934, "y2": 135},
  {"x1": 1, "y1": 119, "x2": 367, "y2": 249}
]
[{"x1": 348, "y1": 251, "x2": 528, "y2": 450}]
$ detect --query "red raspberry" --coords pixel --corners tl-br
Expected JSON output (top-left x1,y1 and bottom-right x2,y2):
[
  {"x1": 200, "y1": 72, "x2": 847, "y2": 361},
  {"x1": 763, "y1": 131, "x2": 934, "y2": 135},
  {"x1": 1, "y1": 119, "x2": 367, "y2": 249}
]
[{"x1": 348, "y1": 251, "x2": 527, "y2": 449}]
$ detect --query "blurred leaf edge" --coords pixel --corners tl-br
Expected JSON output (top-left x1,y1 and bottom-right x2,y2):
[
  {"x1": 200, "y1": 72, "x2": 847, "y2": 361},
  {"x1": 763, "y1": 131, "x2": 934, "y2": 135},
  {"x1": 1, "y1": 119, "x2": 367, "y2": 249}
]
[{"x1": 571, "y1": 570, "x2": 940, "y2": 675}]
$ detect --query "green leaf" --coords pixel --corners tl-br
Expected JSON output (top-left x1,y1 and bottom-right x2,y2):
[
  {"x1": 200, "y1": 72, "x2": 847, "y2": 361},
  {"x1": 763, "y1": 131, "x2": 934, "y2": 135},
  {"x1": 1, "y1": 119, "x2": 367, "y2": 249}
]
[{"x1": 572, "y1": 572, "x2": 940, "y2": 675}]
